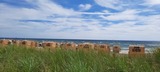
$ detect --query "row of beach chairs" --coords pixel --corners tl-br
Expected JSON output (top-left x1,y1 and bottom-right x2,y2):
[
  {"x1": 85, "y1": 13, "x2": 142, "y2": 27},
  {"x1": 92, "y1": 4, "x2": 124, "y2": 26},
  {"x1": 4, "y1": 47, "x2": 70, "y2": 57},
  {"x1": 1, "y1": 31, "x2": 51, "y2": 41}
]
[{"x1": 0, "y1": 39, "x2": 145, "y2": 56}]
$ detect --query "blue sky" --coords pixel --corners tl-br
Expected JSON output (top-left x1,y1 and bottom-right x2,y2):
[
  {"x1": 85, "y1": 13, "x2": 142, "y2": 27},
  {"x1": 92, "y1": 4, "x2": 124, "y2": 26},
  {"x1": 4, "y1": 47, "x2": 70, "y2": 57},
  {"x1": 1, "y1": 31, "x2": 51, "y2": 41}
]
[{"x1": 0, "y1": 0, "x2": 160, "y2": 41}]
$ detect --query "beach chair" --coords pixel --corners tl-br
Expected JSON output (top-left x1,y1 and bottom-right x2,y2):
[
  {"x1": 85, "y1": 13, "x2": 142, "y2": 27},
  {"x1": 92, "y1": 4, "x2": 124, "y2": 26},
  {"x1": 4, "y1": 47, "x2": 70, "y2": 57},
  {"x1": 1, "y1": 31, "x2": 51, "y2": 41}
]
[
  {"x1": 77, "y1": 43, "x2": 94, "y2": 51},
  {"x1": 0, "y1": 39, "x2": 12, "y2": 46},
  {"x1": 95, "y1": 44, "x2": 110, "y2": 53},
  {"x1": 113, "y1": 45, "x2": 121, "y2": 53},
  {"x1": 63, "y1": 43, "x2": 77, "y2": 50},
  {"x1": 12, "y1": 40, "x2": 21, "y2": 46},
  {"x1": 42, "y1": 42, "x2": 57, "y2": 49},
  {"x1": 20, "y1": 40, "x2": 37, "y2": 48},
  {"x1": 128, "y1": 45, "x2": 145, "y2": 57}
]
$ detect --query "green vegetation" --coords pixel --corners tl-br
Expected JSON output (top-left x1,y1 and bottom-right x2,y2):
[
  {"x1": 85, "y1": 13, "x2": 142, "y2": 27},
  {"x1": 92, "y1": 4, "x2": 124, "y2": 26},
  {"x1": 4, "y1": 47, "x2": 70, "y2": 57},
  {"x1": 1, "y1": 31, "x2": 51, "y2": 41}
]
[{"x1": 0, "y1": 45, "x2": 160, "y2": 72}]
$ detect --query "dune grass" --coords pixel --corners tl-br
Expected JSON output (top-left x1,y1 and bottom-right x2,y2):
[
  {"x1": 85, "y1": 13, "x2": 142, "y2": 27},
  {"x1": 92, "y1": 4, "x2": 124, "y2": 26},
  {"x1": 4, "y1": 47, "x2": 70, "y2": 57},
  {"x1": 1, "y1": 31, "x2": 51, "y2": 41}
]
[{"x1": 0, "y1": 45, "x2": 160, "y2": 72}]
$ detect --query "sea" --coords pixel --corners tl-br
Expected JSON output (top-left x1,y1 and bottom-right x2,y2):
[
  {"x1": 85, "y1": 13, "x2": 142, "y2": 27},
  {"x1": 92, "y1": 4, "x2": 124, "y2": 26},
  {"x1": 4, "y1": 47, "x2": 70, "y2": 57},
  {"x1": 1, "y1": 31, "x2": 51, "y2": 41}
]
[{"x1": 1, "y1": 38, "x2": 160, "y2": 54}]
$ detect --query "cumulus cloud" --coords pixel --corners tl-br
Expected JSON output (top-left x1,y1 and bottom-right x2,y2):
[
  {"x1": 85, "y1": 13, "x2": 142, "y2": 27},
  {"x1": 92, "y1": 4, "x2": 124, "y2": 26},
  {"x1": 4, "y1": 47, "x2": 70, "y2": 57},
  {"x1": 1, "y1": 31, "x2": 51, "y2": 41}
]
[{"x1": 79, "y1": 4, "x2": 92, "y2": 11}]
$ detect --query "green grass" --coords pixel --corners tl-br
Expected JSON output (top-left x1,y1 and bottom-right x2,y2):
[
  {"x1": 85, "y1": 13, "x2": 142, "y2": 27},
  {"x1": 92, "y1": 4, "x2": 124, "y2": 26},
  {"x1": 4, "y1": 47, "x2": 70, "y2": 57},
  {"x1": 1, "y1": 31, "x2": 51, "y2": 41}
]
[{"x1": 0, "y1": 45, "x2": 160, "y2": 72}]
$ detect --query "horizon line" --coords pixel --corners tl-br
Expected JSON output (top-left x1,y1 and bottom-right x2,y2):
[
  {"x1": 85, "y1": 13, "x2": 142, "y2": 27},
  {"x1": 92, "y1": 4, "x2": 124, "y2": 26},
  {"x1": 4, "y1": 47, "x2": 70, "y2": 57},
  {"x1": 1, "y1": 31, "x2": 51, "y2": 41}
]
[{"x1": 0, "y1": 37, "x2": 159, "y2": 42}]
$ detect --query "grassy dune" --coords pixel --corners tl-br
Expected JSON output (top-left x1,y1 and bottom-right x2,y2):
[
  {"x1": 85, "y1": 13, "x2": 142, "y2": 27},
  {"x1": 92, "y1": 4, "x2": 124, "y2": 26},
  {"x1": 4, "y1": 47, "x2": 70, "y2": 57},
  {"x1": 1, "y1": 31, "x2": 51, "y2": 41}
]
[{"x1": 0, "y1": 45, "x2": 160, "y2": 72}]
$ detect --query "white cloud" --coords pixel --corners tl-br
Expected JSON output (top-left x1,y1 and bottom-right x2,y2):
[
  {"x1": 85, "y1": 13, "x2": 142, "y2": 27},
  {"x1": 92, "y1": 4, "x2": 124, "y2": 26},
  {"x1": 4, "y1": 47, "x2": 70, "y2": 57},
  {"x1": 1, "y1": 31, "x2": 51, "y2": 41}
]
[
  {"x1": 0, "y1": 0, "x2": 103, "y2": 39},
  {"x1": 100, "y1": 9, "x2": 138, "y2": 21},
  {"x1": 0, "y1": 0, "x2": 80, "y2": 38},
  {"x1": 94, "y1": 0, "x2": 160, "y2": 10},
  {"x1": 79, "y1": 4, "x2": 92, "y2": 11},
  {"x1": 145, "y1": 0, "x2": 160, "y2": 5},
  {"x1": 94, "y1": 0, "x2": 121, "y2": 10}
]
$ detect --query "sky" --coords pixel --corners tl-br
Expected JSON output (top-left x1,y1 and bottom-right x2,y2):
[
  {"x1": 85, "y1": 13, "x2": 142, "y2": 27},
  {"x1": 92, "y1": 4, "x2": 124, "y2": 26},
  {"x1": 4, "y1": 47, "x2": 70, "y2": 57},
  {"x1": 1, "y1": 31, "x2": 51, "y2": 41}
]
[{"x1": 0, "y1": 0, "x2": 160, "y2": 41}]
